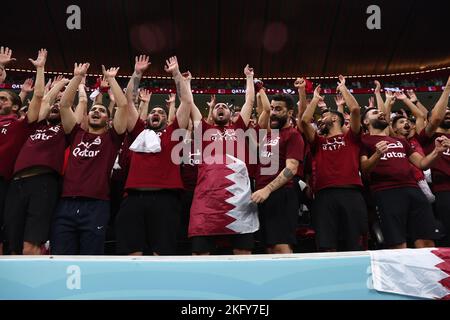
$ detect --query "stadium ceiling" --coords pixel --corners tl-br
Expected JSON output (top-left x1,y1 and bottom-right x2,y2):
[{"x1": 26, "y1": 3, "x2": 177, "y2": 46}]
[{"x1": 2, "y1": 0, "x2": 449, "y2": 78}]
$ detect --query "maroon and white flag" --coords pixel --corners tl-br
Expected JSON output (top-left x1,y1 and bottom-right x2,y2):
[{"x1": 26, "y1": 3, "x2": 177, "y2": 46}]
[
  {"x1": 370, "y1": 248, "x2": 450, "y2": 299},
  {"x1": 189, "y1": 154, "x2": 259, "y2": 237}
]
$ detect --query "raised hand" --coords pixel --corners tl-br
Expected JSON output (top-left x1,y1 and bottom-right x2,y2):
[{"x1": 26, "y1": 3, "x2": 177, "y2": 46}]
[
  {"x1": 336, "y1": 75, "x2": 346, "y2": 91},
  {"x1": 294, "y1": 77, "x2": 306, "y2": 89},
  {"x1": 164, "y1": 56, "x2": 179, "y2": 74},
  {"x1": 244, "y1": 64, "x2": 254, "y2": 77},
  {"x1": 74, "y1": 63, "x2": 90, "y2": 77},
  {"x1": 313, "y1": 85, "x2": 323, "y2": 100},
  {"x1": 102, "y1": 65, "x2": 119, "y2": 78},
  {"x1": 206, "y1": 94, "x2": 216, "y2": 109},
  {"x1": 374, "y1": 80, "x2": 381, "y2": 93},
  {"x1": 28, "y1": 48, "x2": 47, "y2": 68},
  {"x1": 368, "y1": 97, "x2": 375, "y2": 108},
  {"x1": 21, "y1": 78, "x2": 35, "y2": 93},
  {"x1": 334, "y1": 94, "x2": 345, "y2": 107},
  {"x1": 318, "y1": 98, "x2": 327, "y2": 111},
  {"x1": 385, "y1": 90, "x2": 395, "y2": 101},
  {"x1": 435, "y1": 136, "x2": 450, "y2": 153},
  {"x1": 0, "y1": 46, "x2": 16, "y2": 65},
  {"x1": 375, "y1": 141, "x2": 389, "y2": 156},
  {"x1": 394, "y1": 91, "x2": 408, "y2": 100},
  {"x1": 406, "y1": 89, "x2": 418, "y2": 103},
  {"x1": 100, "y1": 76, "x2": 110, "y2": 89},
  {"x1": 135, "y1": 55, "x2": 151, "y2": 74},
  {"x1": 139, "y1": 88, "x2": 152, "y2": 103},
  {"x1": 50, "y1": 75, "x2": 65, "y2": 88},
  {"x1": 165, "y1": 93, "x2": 176, "y2": 106}
]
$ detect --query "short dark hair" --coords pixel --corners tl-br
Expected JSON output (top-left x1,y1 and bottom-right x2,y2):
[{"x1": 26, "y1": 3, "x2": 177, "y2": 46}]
[
  {"x1": 150, "y1": 105, "x2": 169, "y2": 116},
  {"x1": 361, "y1": 107, "x2": 377, "y2": 123},
  {"x1": 271, "y1": 93, "x2": 295, "y2": 110},
  {"x1": 322, "y1": 109, "x2": 345, "y2": 127},
  {"x1": 392, "y1": 114, "x2": 407, "y2": 127}
]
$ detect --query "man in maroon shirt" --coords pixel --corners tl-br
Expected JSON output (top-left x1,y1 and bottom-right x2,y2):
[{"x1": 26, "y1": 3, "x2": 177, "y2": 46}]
[
  {"x1": 50, "y1": 62, "x2": 128, "y2": 255},
  {"x1": 115, "y1": 56, "x2": 191, "y2": 256},
  {"x1": 188, "y1": 65, "x2": 258, "y2": 255},
  {"x1": 417, "y1": 75, "x2": 450, "y2": 245},
  {"x1": 361, "y1": 107, "x2": 449, "y2": 249},
  {"x1": 252, "y1": 93, "x2": 304, "y2": 254},
  {"x1": 3, "y1": 70, "x2": 72, "y2": 255},
  {"x1": 0, "y1": 49, "x2": 46, "y2": 255},
  {"x1": 300, "y1": 76, "x2": 368, "y2": 252}
]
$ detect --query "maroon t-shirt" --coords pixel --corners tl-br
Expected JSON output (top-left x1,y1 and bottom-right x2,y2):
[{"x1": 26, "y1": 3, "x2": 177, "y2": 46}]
[
  {"x1": 125, "y1": 118, "x2": 184, "y2": 190},
  {"x1": 361, "y1": 135, "x2": 417, "y2": 192},
  {"x1": 180, "y1": 137, "x2": 199, "y2": 191},
  {"x1": 256, "y1": 126, "x2": 304, "y2": 190},
  {"x1": 200, "y1": 116, "x2": 249, "y2": 162},
  {"x1": 417, "y1": 130, "x2": 450, "y2": 192},
  {"x1": 0, "y1": 115, "x2": 35, "y2": 180},
  {"x1": 310, "y1": 129, "x2": 363, "y2": 192},
  {"x1": 62, "y1": 124, "x2": 125, "y2": 200},
  {"x1": 408, "y1": 135, "x2": 425, "y2": 182},
  {"x1": 111, "y1": 134, "x2": 131, "y2": 183},
  {"x1": 14, "y1": 121, "x2": 67, "y2": 175}
]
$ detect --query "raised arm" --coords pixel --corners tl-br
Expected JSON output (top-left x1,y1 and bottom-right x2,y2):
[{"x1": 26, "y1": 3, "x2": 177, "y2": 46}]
[
  {"x1": 240, "y1": 64, "x2": 255, "y2": 126},
  {"x1": 383, "y1": 90, "x2": 396, "y2": 120},
  {"x1": 406, "y1": 89, "x2": 428, "y2": 120},
  {"x1": 27, "y1": 49, "x2": 47, "y2": 123},
  {"x1": 206, "y1": 94, "x2": 216, "y2": 125},
  {"x1": 334, "y1": 93, "x2": 346, "y2": 114},
  {"x1": 374, "y1": 80, "x2": 385, "y2": 112},
  {"x1": 425, "y1": 75, "x2": 450, "y2": 137},
  {"x1": 19, "y1": 78, "x2": 34, "y2": 104},
  {"x1": 0, "y1": 46, "x2": 16, "y2": 85},
  {"x1": 74, "y1": 75, "x2": 88, "y2": 124},
  {"x1": 163, "y1": 56, "x2": 191, "y2": 129},
  {"x1": 165, "y1": 93, "x2": 176, "y2": 124},
  {"x1": 300, "y1": 85, "x2": 322, "y2": 143},
  {"x1": 295, "y1": 77, "x2": 307, "y2": 132},
  {"x1": 60, "y1": 63, "x2": 89, "y2": 133},
  {"x1": 102, "y1": 65, "x2": 127, "y2": 135},
  {"x1": 125, "y1": 55, "x2": 151, "y2": 132},
  {"x1": 336, "y1": 75, "x2": 360, "y2": 134},
  {"x1": 257, "y1": 88, "x2": 271, "y2": 129},
  {"x1": 138, "y1": 89, "x2": 152, "y2": 121},
  {"x1": 394, "y1": 91, "x2": 426, "y2": 133}
]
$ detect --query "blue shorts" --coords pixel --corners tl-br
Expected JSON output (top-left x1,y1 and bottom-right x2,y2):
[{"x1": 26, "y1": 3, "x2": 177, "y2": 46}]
[{"x1": 50, "y1": 198, "x2": 110, "y2": 255}]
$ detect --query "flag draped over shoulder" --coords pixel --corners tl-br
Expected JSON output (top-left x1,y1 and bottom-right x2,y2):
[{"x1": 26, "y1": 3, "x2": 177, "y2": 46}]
[
  {"x1": 189, "y1": 154, "x2": 259, "y2": 237},
  {"x1": 370, "y1": 248, "x2": 450, "y2": 300}
]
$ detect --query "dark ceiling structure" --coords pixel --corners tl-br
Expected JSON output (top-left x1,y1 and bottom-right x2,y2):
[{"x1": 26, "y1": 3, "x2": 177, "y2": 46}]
[{"x1": 2, "y1": 0, "x2": 449, "y2": 78}]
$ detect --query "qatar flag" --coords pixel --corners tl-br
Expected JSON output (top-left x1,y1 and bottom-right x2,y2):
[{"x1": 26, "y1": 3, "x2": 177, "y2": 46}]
[
  {"x1": 370, "y1": 248, "x2": 450, "y2": 299},
  {"x1": 189, "y1": 154, "x2": 259, "y2": 237}
]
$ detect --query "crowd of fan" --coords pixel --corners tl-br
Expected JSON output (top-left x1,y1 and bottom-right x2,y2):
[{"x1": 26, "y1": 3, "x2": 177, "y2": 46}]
[{"x1": 0, "y1": 46, "x2": 449, "y2": 256}]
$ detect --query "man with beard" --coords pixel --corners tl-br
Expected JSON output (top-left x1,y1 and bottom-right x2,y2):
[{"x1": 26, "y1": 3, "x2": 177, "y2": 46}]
[
  {"x1": 50, "y1": 63, "x2": 128, "y2": 255},
  {"x1": 187, "y1": 65, "x2": 259, "y2": 255},
  {"x1": 3, "y1": 76, "x2": 74, "y2": 255},
  {"x1": 251, "y1": 93, "x2": 304, "y2": 254},
  {"x1": 417, "y1": 75, "x2": 450, "y2": 245},
  {"x1": 115, "y1": 56, "x2": 191, "y2": 256},
  {"x1": 300, "y1": 76, "x2": 368, "y2": 252},
  {"x1": 0, "y1": 48, "x2": 45, "y2": 255},
  {"x1": 360, "y1": 106, "x2": 449, "y2": 249}
]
